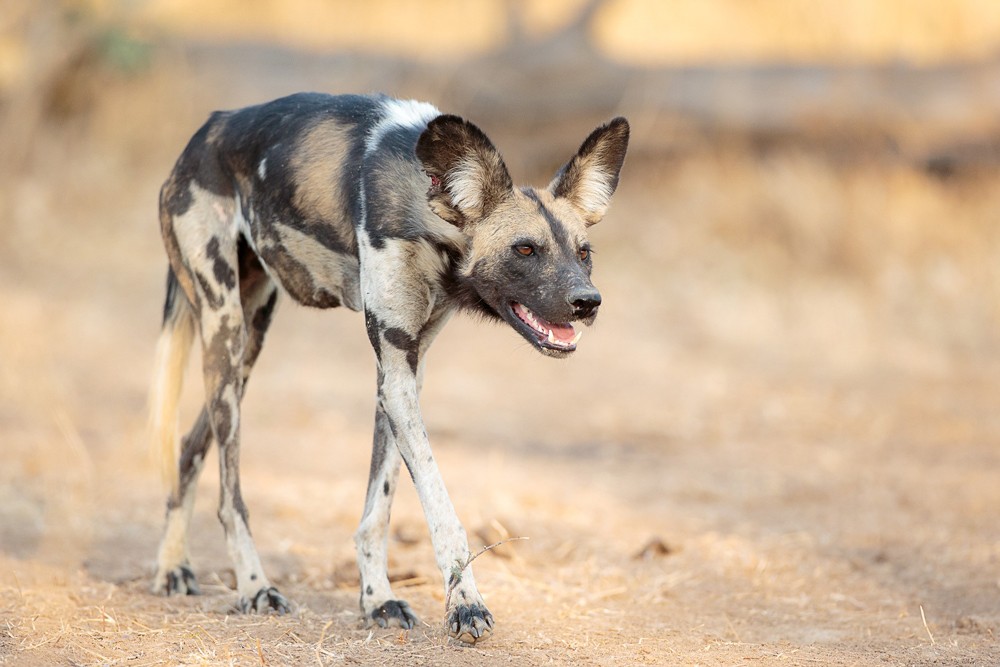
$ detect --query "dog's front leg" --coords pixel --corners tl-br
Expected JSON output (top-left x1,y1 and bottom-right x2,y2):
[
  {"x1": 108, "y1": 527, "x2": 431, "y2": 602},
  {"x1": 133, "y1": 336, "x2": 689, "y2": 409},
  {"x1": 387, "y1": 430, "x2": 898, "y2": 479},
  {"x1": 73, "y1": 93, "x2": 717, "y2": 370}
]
[
  {"x1": 354, "y1": 402, "x2": 418, "y2": 628},
  {"x1": 376, "y1": 355, "x2": 493, "y2": 644}
]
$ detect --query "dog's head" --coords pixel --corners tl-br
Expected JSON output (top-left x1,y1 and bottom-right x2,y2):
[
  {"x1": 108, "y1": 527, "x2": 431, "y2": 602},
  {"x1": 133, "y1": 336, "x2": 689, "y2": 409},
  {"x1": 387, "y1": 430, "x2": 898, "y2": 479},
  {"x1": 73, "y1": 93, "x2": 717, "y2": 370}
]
[{"x1": 416, "y1": 115, "x2": 629, "y2": 357}]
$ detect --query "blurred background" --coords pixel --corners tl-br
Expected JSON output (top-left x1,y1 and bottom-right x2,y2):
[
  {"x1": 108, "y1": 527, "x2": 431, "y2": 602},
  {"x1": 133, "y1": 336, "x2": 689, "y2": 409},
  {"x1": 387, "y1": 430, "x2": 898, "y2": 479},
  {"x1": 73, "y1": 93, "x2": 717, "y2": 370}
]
[
  {"x1": 2, "y1": 1, "x2": 1000, "y2": 664},
  {"x1": 4, "y1": 0, "x2": 1000, "y2": 378}
]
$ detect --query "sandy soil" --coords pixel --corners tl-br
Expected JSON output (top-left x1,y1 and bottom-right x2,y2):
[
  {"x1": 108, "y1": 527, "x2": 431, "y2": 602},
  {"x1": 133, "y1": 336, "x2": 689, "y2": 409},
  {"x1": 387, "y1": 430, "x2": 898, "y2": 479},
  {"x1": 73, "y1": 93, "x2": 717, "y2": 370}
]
[{"x1": 2, "y1": 40, "x2": 1000, "y2": 666}]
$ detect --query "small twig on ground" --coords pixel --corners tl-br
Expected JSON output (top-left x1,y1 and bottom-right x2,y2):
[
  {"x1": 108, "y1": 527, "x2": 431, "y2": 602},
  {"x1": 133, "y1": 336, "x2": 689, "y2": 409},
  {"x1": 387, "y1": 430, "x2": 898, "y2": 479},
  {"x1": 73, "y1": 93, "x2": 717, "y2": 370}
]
[
  {"x1": 444, "y1": 537, "x2": 528, "y2": 610},
  {"x1": 256, "y1": 636, "x2": 267, "y2": 666},
  {"x1": 919, "y1": 605, "x2": 935, "y2": 645},
  {"x1": 314, "y1": 619, "x2": 333, "y2": 667}
]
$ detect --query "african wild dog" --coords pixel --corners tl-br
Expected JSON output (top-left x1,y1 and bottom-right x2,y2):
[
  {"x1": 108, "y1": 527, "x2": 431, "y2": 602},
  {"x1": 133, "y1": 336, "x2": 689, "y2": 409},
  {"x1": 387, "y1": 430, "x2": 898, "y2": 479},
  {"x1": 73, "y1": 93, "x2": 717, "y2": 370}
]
[{"x1": 147, "y1": 93, "x2": 629, "y2": 644}]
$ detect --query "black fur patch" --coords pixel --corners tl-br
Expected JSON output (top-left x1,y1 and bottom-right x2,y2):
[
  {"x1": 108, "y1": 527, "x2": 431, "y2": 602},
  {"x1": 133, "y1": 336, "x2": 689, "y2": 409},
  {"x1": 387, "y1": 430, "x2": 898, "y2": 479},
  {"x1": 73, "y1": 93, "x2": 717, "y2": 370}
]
[
  {"x1": 523, "y1": 189, "x2": 573, "y2": 256},
  {"x1": 162, "y1": 268, "x2": 181, "y2": 326},
  {"x1": 160, "y1": 178, "x2": 192, "y2": 219},
  {"x1": 447, "y1": 601, "x2": 493, "y2": 640},
  {"x1": 252, "y1": 290, "x2": 279, "y2": 335},
  {"x1": 438, "y1": 248, "x2": 500, "y2": 322},
  {"x1": 164, "y1": 565, "x2": 199, "y2": 596},
  {"x1": 195, "y1": 270, "x2": 224, "y2": 310},
  {"x1": 206, "y1": 238, "x2": 237, "y2": 291},
  {"x1": 240, "y1": 586, "x2": 288, "y2": 614},
  {"x1": 383, "y1": 327, "x2": 419, "y2": 375},
  {"x1": 364, "y1": 309, "x2": 383, "y2": 360},
  {"x1": 168, "y1": 408, "x2": 213, "y2": 510},
  {"x1": 161, "y1": 111, "x2": 236, "y2": 218},
  {"x1": 211, "y1": 396, "x2": 234, "y2": 453},
  {"x1": 367, "y1": 407, "x2": 392, "y2": 493},
  {"x1": 370, "y1": 600, "x2": 418, "y2": 629}
]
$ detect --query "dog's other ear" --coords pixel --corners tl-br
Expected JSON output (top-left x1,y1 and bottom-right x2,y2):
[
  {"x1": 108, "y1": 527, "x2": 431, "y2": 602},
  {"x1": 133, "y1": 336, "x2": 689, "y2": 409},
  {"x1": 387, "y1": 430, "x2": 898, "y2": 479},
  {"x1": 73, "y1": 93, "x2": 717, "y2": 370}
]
[
  {"x1": 549, "y1": 117, "x2": 630, "y2": 226},
  {"x1": 416, "y1": 114, "x2": 513, "y2": 226}
]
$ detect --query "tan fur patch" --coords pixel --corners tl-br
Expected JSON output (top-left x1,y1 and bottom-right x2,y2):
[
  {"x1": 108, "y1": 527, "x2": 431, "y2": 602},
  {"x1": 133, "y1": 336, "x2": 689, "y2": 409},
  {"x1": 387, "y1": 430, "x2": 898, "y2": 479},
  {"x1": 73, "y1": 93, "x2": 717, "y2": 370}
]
[
  {"x1": 526, "y1": 188, "x2": 590, "y2": 239},
  {"x1": 462, "y1": 189, "x2": 585, "y2": 273},
  {"x1": 290, "y1": 119, "x2": 357, "y2": 250},
  {"x1": 266, "y1": 223, "x2": 362, "y2": 310}
]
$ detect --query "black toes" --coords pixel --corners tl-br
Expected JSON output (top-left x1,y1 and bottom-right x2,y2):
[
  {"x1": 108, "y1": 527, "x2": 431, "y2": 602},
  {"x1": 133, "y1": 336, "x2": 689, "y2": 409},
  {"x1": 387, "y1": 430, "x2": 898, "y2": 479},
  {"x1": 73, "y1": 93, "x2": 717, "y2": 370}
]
[
  {"x1": 239, "y1": 586, "x2": 290, "y2": 615},
  {"x1": 163, "y1": 565, "x2": 199, "y2": 596},
  {"x1": 371, "y1": 599, "x2": 418, "y2": 629},
  {"x1": 447, "y1": 602, "x2": 494, "y2": 644}
]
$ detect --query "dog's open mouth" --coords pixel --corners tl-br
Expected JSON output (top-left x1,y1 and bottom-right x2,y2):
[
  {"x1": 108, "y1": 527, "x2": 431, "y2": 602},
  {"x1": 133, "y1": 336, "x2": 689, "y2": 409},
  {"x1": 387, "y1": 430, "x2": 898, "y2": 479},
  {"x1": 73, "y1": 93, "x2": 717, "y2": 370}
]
[{"x1": 510, "y1": 302, "x2": 582, "y2": 351}]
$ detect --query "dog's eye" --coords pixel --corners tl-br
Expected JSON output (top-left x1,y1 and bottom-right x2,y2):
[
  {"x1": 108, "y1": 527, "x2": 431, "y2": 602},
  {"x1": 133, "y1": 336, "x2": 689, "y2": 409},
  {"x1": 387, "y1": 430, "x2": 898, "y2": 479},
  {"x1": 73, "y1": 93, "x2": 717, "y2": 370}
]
[
  {"x1": 579, "y1": 247, "x2": 591, "y2": 262},
  {"x1": 514, "y1": 244, "x2": 535, "y2": 257}
]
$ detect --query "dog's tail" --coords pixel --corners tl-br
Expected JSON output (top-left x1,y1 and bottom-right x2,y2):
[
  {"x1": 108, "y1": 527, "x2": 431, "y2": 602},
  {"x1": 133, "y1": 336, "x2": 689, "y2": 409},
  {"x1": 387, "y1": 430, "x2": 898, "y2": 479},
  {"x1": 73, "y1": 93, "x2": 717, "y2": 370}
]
[{"x1": 147, "y1": 268, "x2": 195, "y2": 494}]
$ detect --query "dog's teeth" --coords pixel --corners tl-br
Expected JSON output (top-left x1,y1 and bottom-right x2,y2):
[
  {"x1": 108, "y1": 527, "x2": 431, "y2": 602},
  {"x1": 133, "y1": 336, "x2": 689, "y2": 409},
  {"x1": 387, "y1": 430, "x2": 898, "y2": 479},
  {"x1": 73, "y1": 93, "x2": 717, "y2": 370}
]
[
  {"x1": 571, "y1": 331, "x2": 583, "y2": 345},
  {"x1": 547, "y1": 330, "x2": 556, "y2": 344}
]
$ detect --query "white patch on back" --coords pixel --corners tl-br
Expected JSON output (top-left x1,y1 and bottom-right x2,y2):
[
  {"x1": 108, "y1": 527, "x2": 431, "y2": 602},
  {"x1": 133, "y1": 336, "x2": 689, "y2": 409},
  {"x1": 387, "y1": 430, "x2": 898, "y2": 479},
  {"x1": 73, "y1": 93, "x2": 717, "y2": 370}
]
[
  {"x1": 365, "y1": 98, "x2": 439, "y2": 157},
  {"x1": 257, "y1": 157, "x2": 267, "y2": 181}
]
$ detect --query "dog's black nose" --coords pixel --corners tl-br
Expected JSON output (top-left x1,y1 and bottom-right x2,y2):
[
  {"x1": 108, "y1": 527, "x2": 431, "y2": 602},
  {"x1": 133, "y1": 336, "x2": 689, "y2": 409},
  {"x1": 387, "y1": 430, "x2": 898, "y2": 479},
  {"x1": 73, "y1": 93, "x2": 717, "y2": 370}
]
[{"x1": 570, "y1": 289, "x2": 601, "y2": 318}]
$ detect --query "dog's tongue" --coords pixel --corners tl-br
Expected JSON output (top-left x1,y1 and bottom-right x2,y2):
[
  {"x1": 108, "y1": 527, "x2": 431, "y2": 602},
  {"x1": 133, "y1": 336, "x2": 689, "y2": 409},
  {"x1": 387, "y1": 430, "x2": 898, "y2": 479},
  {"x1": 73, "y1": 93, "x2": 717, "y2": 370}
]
[
  {"x1": 547, "y1": 321, "x2": 576, "y2": 343},
  {"x1": 513, "y1": 303, "x2": 577, "y2": 344}
]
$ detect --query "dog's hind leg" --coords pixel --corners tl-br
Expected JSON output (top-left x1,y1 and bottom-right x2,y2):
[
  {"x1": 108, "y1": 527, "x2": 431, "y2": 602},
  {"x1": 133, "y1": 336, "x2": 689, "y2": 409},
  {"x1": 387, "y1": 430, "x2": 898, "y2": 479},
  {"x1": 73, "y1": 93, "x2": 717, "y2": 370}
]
[
  {"x1": 154, "y1": 406, "x2": 211, "y2": 594},
  {"x1": 200, "y1": 239, "x2": 286, "y2": 614},
  {"x1": 151, "y1": 268, "x2": 206, "y2": 595},
  {"x1": 157, "y1": 176, "x2": 285, "y2": 613},
  {"x1": 153, "y1": 247, "x2": 279, "y2": 598}
]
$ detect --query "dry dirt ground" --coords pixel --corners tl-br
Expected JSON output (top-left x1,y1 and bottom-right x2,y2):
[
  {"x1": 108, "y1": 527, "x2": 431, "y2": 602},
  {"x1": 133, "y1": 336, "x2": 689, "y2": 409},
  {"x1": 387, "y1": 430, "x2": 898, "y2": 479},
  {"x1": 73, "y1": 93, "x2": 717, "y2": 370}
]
[{"x1": 3, "y1": 46, "x2": 1000, "y2": 666}]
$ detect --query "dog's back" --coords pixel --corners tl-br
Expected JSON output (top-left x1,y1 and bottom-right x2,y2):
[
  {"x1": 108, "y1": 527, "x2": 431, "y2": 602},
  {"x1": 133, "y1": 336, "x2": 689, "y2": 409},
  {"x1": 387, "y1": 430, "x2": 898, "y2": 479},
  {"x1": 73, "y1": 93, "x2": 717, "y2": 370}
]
[{"x1": 160, "y1": 93, "x2": 445, "y2": 312}]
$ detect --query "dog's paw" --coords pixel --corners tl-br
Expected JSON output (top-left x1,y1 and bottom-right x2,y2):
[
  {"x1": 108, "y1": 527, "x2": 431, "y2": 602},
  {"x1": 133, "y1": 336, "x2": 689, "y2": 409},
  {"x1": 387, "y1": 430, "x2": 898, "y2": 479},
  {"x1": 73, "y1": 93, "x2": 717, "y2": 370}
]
[
  {"x1": 238, "y1": 587, "x2": 290, "y2": 615},
  {"x1": 370, "y1": 599, "x2": 419, "y2": 629},
  {"x1": 153, "y1": 564, "x2": 199, "y2": 596},
  {"x1": 446, "y1": 602, "x2": 493, "y2": 644}
]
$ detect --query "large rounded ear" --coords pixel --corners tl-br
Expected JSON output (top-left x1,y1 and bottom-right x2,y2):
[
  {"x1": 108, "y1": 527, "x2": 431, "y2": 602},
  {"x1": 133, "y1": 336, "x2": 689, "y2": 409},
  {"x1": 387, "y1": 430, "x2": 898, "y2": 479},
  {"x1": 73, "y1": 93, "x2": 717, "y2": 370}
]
[
  {"x1": 549, "y1": 117, "x2": 630, "y2": 226},
  {"x1": 415, "y1": 115, "x2": 514, "y2": 227}
]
